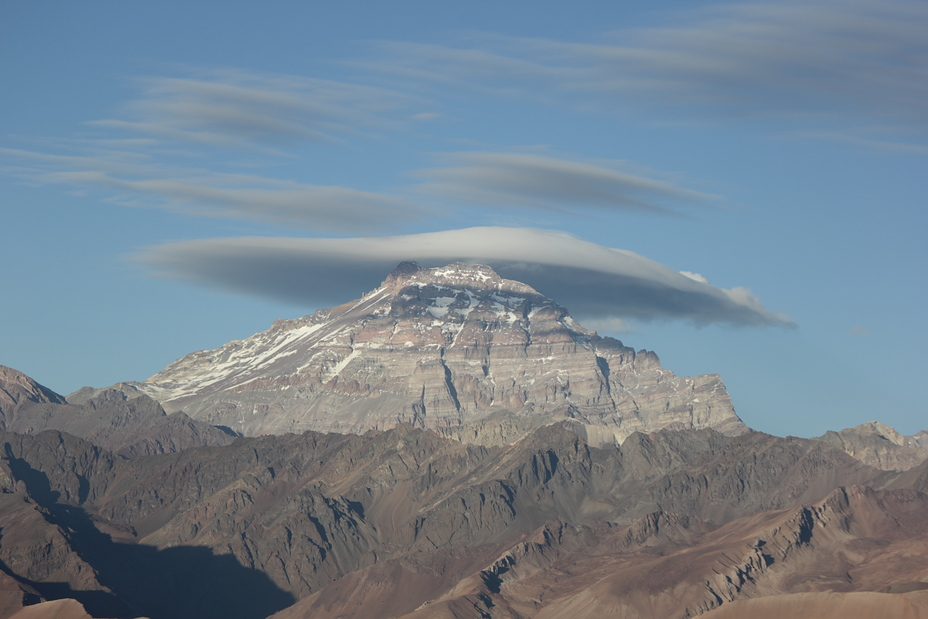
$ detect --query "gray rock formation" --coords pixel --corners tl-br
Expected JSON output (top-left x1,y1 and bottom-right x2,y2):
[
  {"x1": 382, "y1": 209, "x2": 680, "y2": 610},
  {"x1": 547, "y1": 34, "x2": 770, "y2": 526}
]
[
  {"x1": 0, "y1": 366, "x2": 65, "y2": 423},
  {"x1": 815, "y1": 421, "x2": 928, "y2": 471},
  {"x1": 136, "y1": 262, "x2": 747, "y2": 443},
  {"x1": 0, "y1": 367, "x2": 235, "y2": 457}
]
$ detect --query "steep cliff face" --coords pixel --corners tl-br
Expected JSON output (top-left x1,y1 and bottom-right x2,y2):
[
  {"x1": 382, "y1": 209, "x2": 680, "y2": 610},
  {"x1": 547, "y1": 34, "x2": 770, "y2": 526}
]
[{"x1": 136, "y1": 262, "x2": 745, "y2": 442}]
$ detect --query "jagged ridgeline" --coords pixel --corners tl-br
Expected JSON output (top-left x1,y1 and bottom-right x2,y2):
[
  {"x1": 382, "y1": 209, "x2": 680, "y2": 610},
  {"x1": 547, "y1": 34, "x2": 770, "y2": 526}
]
[
  {"x1": 1, "y1": 423, "x2": 928, "y2": 619},
  {"x1": 111, "y1": 262, "x2": 748, "y2": 443}
]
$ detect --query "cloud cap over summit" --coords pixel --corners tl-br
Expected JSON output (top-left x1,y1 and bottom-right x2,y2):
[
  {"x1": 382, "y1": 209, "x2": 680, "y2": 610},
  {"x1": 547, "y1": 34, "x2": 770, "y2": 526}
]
[{"x1": 140, "y1": 226, "x2": 793, "y2": 328}]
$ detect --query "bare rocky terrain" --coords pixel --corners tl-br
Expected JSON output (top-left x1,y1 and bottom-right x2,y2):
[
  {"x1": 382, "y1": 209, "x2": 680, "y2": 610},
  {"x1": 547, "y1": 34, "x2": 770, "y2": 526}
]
[
  {"x1": 1, "y1": 263, "x2": 926, "y2": 618},
  {"x1": 699, "y1": 590, "x2": 928, "y2": 619},
  {"x1": 815, "y1": 421, "x2": 928, "y2": 471},
  {"x1": 0, "y1": 367, "x2": 235, "y2": 458},
  {"x1": 132, "y1": 263, "x2": 746, "y2": 444},
  {"x1": 0, "y1": 420, "x2": 926, "y2": 618}
]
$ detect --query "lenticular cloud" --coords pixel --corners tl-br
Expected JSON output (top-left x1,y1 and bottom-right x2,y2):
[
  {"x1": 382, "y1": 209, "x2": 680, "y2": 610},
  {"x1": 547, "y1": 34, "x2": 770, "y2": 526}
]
[{"x1": 139, "y1": 226, "x2": 794, "y2": 328}]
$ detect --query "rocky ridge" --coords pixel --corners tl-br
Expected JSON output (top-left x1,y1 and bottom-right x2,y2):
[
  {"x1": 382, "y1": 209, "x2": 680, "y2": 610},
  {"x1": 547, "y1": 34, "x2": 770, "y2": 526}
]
[
  {"x1": 1, "y1": 424, "x2": 927, "y2": 619},
  {"x1": 0, "y1": 367, "x2": 235, "y2": 457},
  {"x1": 816, "y1": 421, "x2": 928, "y2": 471},
  {"x1": 0, "y1": 366, "x2": 65, "y2": 422},
  {"x1": 133, "y1": 262, "x2": 746, "y2": 443}
]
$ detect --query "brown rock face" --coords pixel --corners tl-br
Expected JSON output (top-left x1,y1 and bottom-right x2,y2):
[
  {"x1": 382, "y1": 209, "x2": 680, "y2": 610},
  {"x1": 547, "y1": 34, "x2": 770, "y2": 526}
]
[
  {"x1": 137, "y1": 263, "x2": 746, "y2": 442},
  {"x1": 7, "y1": 599, "x2": 95, "y2": 619},
  {"x1": 384, "y1": 486, "x2": 928, "y2": 619},
  {"x1": 698, "y1": 591, "x2": 928, "y2": 619},
  {"x1": 2, "y1": 424, "x2": 927, "y2": 619}
]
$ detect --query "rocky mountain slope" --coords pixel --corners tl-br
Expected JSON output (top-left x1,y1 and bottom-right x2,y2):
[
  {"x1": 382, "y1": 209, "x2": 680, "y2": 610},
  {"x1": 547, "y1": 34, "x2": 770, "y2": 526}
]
[
  {"x1": 1, "y1": 420, "x2": 927, "y2": 619},
  {"x1": 0, "y1": 367, "x2": 65, "y2": 420},
  {"x1": 0, "y1": 366, "x2": 235, "y2": 457},
  {"x1": 699, "y1": 591, "x2": 928, "y2": 619},
  {"x1": 815, "y1": 421, "x2": 928, "y2": 471},
  {"x1": 132, "y1": 262, "x2": 746, "y2": 443}
]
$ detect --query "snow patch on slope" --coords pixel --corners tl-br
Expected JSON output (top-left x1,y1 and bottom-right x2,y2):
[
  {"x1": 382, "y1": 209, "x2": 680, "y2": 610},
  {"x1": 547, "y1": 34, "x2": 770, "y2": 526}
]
[{"x1": 330, "y1": 349, "x2": 360, "y2": 377}]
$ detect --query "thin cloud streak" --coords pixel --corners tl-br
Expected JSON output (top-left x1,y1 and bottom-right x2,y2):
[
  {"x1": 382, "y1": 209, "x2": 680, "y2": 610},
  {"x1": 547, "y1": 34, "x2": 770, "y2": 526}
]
[
  {"x1": 369, "y1": 0, "x2": 928, "y2": 130},
  {"x1": 786, "y1": 130, "x2": 928, "y2": 155},
  {"x1": 0, "y1": 147, "x2": 425, "y2": 232},
  {"x1": 86, "y1": 173, "x2": 424, "y2": 232},
  {"x1": 97, "y1": 70, "x2": 422, "y2": 149},
  {"x1": 138, "y1": 226, "x2": 794, "y2": 328},
  {"x1": 2, "y1": 146, "x2": 713, "y2": 230},
  {"x1": 416, "y1": 152, "x2": 717, "y2": 215}
]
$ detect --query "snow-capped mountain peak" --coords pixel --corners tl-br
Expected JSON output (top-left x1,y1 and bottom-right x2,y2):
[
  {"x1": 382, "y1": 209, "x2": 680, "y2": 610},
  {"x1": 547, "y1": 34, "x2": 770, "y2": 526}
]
[{"x1": 135, "y1": 262, "x2": 745, "y2": 441}]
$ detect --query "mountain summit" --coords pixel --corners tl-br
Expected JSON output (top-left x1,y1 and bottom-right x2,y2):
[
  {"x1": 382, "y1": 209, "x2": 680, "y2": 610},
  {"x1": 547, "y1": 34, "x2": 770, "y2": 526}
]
[{"x1": 136, "y1": 262, "x2": 747, "y2": 442}]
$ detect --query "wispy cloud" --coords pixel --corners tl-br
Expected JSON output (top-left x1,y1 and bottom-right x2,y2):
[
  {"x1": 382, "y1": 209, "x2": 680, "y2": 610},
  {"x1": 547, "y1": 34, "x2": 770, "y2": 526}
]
[
  {"x1": 138, "y1": 226, "x2": 794, "y2": 328},
  {"x1": 367, "y1": 0, "x2": 928, "y2": 132},
  {"x1": 81, "y1": 173, "x2": 424, "y2": 232},
  {"x1": 93, "y1": 69, "x2": 421, "y2": 149},
  {"x1": 0, "y1": 68, "x2": 442, "y2": 231},
  {"x1": 415, "y1": 152, "x2": 717, "y2": 215},
  {"x1": 2, "y1": 144, "x2": 712, "y2": 230},
  {"x1": 0, "y1": 147, "x2": 425, "y2": 232},
  {"x1": 786, "y1": 130, "x2": 928, "y2": 155}
]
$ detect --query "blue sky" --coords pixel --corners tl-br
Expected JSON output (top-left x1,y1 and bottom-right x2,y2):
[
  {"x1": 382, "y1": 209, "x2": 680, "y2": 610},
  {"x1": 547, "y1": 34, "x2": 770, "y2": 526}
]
[{"x1": 2, "y1": 1, "x2": 925, "y2": 437}]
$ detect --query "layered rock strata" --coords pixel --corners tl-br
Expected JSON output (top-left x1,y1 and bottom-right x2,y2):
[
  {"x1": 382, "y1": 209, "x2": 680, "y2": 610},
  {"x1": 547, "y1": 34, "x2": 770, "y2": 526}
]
[{"x1": 135, "y1": 262, "x2": 746, "y2": 442}]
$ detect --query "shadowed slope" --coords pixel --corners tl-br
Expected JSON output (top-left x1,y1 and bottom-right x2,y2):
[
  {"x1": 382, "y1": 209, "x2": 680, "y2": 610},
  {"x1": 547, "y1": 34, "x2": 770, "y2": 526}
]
[
  {"x1": 0, "y1": 432, "x2": 295, "y2": 619},
  {"x1": 1, "y1": 367, "x2": 235, "y2": 457},
  {"x1": 0, "y1": 422, "x2": 925, "y2": 619}
]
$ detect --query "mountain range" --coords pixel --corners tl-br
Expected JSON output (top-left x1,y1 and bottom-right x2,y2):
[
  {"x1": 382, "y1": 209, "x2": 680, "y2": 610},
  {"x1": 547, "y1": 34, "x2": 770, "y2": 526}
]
[{"x1": 0, "y1": 262, "x2": 926, "y2": 619}]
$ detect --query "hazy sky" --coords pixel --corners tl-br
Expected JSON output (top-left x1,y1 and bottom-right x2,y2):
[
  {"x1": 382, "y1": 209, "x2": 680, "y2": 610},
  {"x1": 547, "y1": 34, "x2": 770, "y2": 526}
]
[{"x1": 2, "y1": 1, "x2": 926, "y2": 437}]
